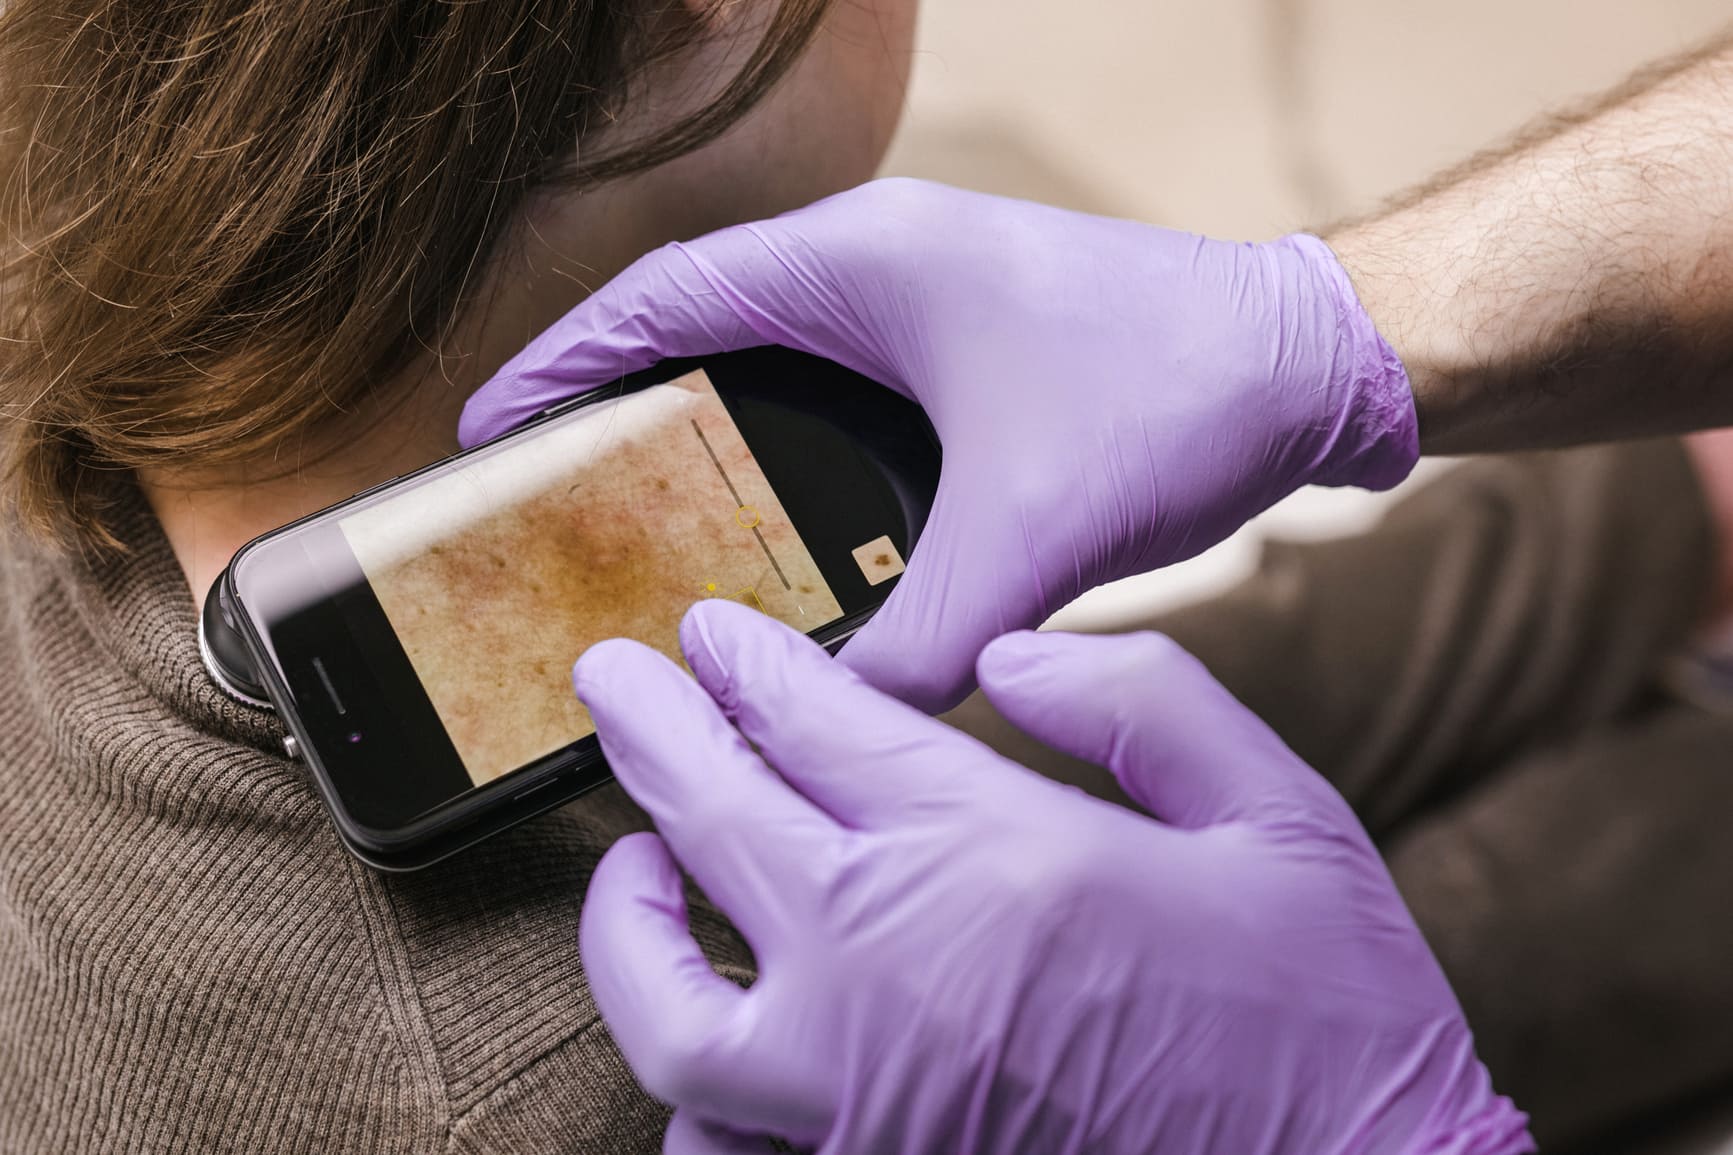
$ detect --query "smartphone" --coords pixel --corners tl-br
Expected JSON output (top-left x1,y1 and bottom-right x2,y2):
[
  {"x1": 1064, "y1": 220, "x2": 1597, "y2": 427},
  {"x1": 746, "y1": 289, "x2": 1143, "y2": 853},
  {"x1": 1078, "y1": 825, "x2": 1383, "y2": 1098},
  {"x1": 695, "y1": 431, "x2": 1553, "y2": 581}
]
[{"x1": 208, "y1": 347, "x2": 941, "y2": 870}]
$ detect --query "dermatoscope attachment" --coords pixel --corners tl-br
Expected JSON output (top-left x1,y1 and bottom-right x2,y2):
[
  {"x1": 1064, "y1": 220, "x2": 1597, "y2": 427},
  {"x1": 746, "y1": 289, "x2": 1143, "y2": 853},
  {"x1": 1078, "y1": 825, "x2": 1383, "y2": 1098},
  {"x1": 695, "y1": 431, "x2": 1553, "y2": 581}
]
[{"x1": 198, "y1": 569, "x2": 275, "y2": 711}]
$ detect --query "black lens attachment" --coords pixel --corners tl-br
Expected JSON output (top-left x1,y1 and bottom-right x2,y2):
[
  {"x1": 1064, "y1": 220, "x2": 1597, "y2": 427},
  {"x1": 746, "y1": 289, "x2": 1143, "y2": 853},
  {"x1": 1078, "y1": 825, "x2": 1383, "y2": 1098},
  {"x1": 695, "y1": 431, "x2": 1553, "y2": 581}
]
[{"x1": 198, "y1": 570, "x2": 274, "y2": 711}]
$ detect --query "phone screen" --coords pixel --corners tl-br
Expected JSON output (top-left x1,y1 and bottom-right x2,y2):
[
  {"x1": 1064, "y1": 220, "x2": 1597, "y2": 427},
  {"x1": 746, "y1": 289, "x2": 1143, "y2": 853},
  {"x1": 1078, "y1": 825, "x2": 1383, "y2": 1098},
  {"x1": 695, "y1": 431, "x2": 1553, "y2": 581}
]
[
  {"x1": 233, "y1": 347, "x2": 937, "y2": 845},
  {"x1": 337, "y1": 367, "x2": 877, "y2": 785}
]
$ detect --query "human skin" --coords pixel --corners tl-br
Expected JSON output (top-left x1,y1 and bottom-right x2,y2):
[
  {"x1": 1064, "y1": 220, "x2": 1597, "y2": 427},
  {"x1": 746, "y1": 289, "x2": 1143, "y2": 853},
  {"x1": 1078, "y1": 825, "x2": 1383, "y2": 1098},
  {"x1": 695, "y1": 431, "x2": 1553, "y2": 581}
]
[
  {"x1": 1329, "y1": 35, "x2": 1733, "y2": 453},
  {"x1": 137, "y1": 0, "x2": 918, "y2": 607},
  {"x1": 342, "y1": 370, "x2": 841, "y2": 783},
  {"x1": 1323, "y1": 35, "x2": 1733, "y2": 622}
]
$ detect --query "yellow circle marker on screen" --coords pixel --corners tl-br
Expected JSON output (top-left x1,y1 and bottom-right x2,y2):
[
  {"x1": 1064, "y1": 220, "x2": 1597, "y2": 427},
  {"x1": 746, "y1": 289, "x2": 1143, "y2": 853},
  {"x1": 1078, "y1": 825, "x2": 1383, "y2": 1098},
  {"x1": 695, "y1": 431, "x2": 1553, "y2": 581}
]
[
  {"x1": 705, "y1": 582, "x2": 718, "y2": 593},
  {"x1": 735, "y1": 505, "x2": 761, "y2": 529}
]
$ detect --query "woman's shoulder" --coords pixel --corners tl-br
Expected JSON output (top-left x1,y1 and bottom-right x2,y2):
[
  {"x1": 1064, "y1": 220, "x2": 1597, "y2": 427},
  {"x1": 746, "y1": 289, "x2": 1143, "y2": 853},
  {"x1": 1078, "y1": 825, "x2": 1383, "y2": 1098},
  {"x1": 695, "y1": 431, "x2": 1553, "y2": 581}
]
[{"x1": 347, "y1": 783, "x2": 744, "y2": 1148}]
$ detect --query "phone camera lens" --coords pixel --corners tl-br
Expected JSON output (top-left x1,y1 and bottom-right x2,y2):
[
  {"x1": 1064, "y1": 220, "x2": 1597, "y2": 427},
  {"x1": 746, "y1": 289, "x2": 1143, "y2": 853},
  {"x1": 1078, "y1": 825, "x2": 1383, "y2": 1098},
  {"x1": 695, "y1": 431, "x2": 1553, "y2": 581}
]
[{"x1": 346, "y1": 731, "x2": 364, "y2": 745}]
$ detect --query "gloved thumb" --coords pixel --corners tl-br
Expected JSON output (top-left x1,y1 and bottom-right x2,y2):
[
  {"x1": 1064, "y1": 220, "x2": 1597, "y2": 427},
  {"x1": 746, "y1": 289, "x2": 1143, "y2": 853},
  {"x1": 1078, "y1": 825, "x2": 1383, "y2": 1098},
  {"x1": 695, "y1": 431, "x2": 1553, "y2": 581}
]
[{"x1": 975, "y1": 630, "x2": 1348, "y2": 829}]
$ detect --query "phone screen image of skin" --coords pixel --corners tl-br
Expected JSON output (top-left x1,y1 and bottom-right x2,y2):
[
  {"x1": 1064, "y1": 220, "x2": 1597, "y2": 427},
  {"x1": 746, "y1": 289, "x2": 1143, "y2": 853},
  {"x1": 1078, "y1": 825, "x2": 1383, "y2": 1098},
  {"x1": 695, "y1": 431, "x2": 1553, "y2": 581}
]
[{"x1": 340, "y1": 369, "x2": 845, "y2": 785}]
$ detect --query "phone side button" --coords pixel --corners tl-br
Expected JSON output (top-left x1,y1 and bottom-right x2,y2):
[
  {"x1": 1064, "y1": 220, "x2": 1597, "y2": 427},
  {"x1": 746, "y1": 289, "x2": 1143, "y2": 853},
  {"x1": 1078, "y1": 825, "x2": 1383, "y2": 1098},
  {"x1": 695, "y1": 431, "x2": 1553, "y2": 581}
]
[
  {"x1": 511, "y1": 776, "x2": 565, "y2": 802},
  {"x1": 282, "y1": 735, "x2": 302, "y2": 761}
]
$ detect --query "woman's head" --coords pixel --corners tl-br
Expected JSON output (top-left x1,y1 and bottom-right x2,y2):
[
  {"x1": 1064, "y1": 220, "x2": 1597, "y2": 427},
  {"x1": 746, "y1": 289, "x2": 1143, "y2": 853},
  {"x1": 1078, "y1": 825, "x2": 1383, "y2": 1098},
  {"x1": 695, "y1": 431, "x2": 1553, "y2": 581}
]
[{"x1": 0, "y1": 0, "x2": 915, "y2": 548}]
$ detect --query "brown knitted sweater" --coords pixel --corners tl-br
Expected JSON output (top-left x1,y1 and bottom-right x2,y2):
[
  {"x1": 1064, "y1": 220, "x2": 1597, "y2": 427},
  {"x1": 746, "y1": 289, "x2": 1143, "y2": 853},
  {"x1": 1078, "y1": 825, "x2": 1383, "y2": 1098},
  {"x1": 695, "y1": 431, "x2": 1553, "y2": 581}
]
[{"x1": 0, "y1": 486, "x2": 748, "y2": 1152}]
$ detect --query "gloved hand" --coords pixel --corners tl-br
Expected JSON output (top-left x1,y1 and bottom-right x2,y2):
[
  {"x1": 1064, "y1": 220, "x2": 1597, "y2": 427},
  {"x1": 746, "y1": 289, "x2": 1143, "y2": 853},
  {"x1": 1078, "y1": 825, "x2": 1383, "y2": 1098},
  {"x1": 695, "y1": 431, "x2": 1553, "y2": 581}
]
[
  {"x1": 463, "y1": 179, "x2": 1419, "y2": 712},
  {"x1": 575, "y1": 599, "x2": 1532, "y2": 1155}
]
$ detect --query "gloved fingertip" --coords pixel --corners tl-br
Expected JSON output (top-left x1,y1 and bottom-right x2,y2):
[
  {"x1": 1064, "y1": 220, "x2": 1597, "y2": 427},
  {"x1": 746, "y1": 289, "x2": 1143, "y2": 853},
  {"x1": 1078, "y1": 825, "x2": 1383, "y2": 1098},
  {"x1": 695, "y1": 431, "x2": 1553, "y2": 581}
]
[
  {"x1": 676, "y1": 604, "x2": 723, "y2": 691},
  {"x1": 459, "y1": 371, "x2": 572, "y2": 449},
  {"x1": 973, "y1": 632, "x2": 1157, "y2": 777},
  {"x1": 455, "y1": 392, "x2": 506, "y2": 450},
  {"x1": 678, "y1": 598, "x2": 783, "y2": 704},
  {"x1": 580, "y1": 834, "x2": 760, "y2": 1112},
  {"x1": 573, "y1": 636, "x2": 661, "y2": 707},
  {"x1": 454, "y1": 407, "x2": 485, "y2": 450},
  {"x1": 588, "y1": 830, "x2": 682, "y2": 904},
  {"x1": 972, "y1": 629, "x2": 1052, "y2": 688},
  {"x1": 579, "y1": 834, "x2": 685, "y2": 982}
]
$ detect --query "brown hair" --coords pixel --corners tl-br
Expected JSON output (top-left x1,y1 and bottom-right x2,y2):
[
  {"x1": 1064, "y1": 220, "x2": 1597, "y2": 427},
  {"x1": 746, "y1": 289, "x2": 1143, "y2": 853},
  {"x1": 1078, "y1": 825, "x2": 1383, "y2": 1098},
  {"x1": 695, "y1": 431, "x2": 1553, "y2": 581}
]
[{"x1": 0, "y1": 0, "x2": 829, "y2": 548}]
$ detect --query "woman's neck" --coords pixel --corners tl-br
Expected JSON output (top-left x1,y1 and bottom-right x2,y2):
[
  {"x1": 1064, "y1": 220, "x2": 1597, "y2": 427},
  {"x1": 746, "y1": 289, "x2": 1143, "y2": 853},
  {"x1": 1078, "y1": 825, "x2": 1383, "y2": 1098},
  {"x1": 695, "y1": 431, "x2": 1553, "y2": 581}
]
[{"x1": 140, "y1": 377, "x2": 474, "y2": 608}]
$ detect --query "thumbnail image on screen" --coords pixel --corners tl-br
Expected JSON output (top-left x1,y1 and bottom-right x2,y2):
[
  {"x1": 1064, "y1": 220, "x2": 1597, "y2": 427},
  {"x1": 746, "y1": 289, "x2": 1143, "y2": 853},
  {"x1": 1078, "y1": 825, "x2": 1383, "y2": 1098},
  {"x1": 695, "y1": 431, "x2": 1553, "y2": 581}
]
[{"x1": 339, "y1": 368, "x2": 845, "y2": 785}]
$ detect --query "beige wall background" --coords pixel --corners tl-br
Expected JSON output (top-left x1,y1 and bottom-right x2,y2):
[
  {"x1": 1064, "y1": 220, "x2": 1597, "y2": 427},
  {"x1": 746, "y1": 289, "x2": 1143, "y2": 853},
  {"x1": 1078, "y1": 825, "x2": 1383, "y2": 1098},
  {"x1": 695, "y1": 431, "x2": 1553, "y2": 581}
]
[{"x1": 879, "y1": 0, "x2": 1733, "y2": 628}]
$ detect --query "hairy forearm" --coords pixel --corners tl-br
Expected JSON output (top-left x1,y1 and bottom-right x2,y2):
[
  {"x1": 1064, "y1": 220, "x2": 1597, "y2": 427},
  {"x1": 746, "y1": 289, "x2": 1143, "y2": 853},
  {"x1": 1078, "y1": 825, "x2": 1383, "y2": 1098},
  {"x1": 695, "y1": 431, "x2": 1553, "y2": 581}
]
[{"x1": 1329, "y1": 32, "x2": 1733, "y2": 453}]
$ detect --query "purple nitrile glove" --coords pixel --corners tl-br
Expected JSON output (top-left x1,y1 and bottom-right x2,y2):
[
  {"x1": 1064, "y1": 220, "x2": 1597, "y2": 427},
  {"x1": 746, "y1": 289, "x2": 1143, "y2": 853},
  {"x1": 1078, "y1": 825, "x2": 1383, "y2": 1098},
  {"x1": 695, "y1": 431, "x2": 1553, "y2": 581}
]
[
  {"x1": 463, "y1": 179, "x2": 1418, "y2": 713},
  {"x1": 574, "y1": 599, "x2": 1532, "y2": 1155}
]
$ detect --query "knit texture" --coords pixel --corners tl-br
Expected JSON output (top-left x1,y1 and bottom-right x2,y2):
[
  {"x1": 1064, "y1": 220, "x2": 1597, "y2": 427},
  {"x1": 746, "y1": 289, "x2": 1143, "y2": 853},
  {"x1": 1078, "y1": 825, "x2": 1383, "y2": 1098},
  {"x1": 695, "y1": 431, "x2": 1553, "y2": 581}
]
[{"x1": 0, "y1": 485, "x2": 751, "y2": 1153}]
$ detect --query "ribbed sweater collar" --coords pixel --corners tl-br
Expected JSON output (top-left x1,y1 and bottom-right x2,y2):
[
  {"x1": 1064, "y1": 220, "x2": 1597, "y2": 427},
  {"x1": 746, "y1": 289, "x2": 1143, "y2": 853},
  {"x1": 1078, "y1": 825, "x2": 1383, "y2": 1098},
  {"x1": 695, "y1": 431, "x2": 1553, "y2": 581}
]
[{"x1": 46, "y1": 483, "x2": 284, "y2": 754}]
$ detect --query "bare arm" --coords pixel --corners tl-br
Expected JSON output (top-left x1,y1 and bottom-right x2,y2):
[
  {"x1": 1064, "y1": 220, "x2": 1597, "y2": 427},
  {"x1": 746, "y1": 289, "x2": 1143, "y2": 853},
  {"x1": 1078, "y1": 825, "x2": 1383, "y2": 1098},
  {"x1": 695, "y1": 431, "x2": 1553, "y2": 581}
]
[{"x1": 1330, "y1": 33, "x2": 1733, "y2": 453}]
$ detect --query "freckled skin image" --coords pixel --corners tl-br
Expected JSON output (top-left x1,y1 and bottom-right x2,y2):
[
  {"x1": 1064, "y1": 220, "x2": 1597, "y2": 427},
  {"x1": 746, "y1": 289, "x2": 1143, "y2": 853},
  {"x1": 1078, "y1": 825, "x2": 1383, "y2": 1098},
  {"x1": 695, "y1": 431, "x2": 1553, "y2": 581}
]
[
  {"x1": 341, "y1": 370, "x2": 843, "y2": 784},
  {"x1": 851, "y1": 534, "x2": 906, "y2": 586}
]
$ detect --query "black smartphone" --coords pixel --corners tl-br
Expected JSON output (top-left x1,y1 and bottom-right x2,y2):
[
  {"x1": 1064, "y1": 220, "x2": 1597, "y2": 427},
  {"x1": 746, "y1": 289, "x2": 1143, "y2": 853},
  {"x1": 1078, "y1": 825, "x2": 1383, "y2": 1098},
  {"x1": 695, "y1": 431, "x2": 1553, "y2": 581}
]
[{"x1": 212, "y1": 347, "x2": 941, "y2": 870}]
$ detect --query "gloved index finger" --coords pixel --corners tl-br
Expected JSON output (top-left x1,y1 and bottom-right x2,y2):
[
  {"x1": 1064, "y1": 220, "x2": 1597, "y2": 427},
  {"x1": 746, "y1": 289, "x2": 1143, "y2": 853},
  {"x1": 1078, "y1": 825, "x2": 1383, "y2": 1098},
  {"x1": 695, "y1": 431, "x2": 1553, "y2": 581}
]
[
  {"x1": 574, "y1": 636, "x2": 835, "y2": 947},
  {"x1": 679, "y1": 599, "x2": 998, "y2": 828}
]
